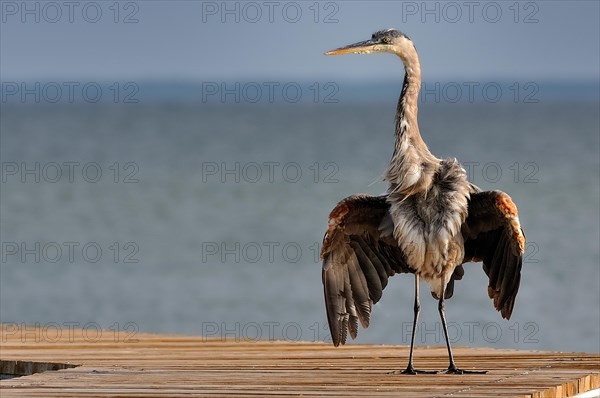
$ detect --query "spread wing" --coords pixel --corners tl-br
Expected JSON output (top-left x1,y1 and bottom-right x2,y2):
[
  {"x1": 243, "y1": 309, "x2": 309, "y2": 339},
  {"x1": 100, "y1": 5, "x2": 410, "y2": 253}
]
[
  {"x1": 463, "y1": 190, "x2": 526, "y2": 320},
  {"x1": 321, "y1": 194, "x2": 410, "y2": 346}
]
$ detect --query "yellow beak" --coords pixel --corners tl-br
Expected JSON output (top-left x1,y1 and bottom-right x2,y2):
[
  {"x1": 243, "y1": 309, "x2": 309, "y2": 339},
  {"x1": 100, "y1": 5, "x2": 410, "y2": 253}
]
[{"x1": 325, "y1": 40, "x2": 377, "y2": 55}]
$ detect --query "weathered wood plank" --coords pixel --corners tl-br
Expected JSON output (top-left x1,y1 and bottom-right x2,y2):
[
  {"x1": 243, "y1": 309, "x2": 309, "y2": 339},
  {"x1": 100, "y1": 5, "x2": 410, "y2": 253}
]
[{"x1": 0, "y1": 325, "x2": 598, "y2": 397}]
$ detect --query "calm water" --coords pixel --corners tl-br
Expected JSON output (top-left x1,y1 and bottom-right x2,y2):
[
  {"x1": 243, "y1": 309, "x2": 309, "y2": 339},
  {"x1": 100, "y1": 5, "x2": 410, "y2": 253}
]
[{"x1": 1, "y1": 99, "x2": 598, "y2": 353}]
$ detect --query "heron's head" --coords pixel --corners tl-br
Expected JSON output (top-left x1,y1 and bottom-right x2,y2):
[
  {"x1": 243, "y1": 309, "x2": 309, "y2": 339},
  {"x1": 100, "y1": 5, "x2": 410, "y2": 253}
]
[{"x1": 325, "y1": 29, "x2": 415, "y2": 58}]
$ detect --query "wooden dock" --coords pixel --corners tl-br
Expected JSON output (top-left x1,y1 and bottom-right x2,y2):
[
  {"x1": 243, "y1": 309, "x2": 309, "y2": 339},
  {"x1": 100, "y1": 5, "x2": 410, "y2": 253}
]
[{"x1": 1, "y1": 324, "x2": 598, "y2": 397}]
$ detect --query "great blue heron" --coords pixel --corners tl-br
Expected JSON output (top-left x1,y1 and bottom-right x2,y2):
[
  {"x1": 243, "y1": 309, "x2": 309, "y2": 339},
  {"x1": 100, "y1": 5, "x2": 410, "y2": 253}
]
[{"x1": 321, "y1": 29, "x2": 525, "y2": 374}]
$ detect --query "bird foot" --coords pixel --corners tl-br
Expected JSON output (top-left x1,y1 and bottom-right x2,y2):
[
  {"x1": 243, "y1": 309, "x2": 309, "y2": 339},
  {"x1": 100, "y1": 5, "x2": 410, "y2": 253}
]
[
  {"x1": 442, "y1": 366, "x2": 487, "y2": 375},
  {"x1": 389, "y1": 366, "x2": 438, "y2": 375}
]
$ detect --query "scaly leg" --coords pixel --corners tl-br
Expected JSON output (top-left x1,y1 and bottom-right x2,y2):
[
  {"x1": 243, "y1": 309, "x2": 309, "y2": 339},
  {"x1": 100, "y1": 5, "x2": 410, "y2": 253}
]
[
  {"x1": 438, "y1": 278, "x2": 487, "y2": 374},
  {"x1": 393, "y1": 275, "x2": 437, "y2": 375}
]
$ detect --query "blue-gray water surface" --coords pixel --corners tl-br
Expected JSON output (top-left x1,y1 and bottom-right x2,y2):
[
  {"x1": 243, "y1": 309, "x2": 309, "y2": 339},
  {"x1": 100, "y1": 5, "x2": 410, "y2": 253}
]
[{"x1": 1, "y1": 99, "x2": 598, "y2": 354}]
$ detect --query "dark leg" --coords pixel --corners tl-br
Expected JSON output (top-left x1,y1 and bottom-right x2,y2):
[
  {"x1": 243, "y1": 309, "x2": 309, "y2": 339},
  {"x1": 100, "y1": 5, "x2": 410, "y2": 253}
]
[
  {"x1": 393, "y1": 275, "x2": 436, "y2": 375},
  {"x1": 438, "y1": 279, "x2": 487, "y2": 375}
]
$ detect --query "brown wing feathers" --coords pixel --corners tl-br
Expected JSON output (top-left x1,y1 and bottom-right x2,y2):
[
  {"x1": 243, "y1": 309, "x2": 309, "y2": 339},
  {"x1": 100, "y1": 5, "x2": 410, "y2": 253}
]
[
  {"x1": 464, "y1": 191, "x2": 525, "y2": 319},
  {"x1": 322, "y1": 190, "x2": 525, "y2": 346},
  {"x1": 321, "y1": 194, "x2": 408, "y2": 346}
]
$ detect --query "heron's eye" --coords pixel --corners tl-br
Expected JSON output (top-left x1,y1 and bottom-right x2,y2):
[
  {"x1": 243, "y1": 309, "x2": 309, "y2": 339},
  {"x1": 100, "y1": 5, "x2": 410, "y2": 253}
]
[{"x1": 381, "y1": 37, "x2": 391, "y2": 44}]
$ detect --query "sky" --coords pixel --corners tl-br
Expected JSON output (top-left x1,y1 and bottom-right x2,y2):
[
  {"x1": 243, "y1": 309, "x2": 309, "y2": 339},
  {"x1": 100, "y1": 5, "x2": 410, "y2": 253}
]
[{"x1": 0, "y1": 0, "x2": 599, "y2": 82}]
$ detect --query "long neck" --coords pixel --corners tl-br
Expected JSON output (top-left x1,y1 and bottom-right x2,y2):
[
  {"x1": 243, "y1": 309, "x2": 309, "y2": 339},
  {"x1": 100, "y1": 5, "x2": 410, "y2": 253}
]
[{"x1": 385, "y1": 46, "x2": 439, "y2": 196}]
